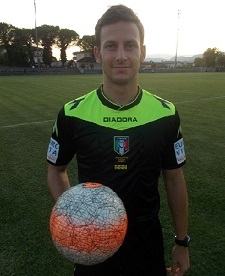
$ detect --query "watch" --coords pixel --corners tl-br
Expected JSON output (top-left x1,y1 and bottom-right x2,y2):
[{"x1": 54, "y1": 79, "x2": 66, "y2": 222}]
[{"x1": 175, "y1": 235, "x2": 191, "y2": 247}]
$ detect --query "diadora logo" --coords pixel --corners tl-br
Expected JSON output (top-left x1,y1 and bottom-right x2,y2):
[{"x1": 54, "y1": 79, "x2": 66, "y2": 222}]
[
  {"x1": 114, "y1": 136, "x2": 129, "y2": 156},
  {"x1": 103, "y1": 117, "x2": 138, "y2": 122}
]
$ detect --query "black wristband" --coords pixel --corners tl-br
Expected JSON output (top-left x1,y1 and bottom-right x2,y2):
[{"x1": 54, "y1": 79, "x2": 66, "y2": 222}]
[{"x1": 175, "y1": 235, "x2": 191, "y2": 247}]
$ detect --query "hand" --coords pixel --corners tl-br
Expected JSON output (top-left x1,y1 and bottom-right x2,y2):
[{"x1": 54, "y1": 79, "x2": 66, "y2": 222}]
[{"x1": 168, "y1": 245, "x2": 190, "y2": 275}]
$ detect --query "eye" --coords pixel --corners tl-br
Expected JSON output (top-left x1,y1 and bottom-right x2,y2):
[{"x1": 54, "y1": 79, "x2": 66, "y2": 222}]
[
  {"x1": 104, "y1": 43, "x2": 117, "y2": 50},
  {"x1": 127, "y1": 43, "x2": 134, "y2": 48},
  {"x1": 125, "y1": 42, "x2": 137, "y2": 50}
]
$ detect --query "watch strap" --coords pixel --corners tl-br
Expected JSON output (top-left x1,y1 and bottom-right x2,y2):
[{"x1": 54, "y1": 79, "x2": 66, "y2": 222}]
[{"x1": 175, "y1": 235, "x2": 191, "y2": 247}]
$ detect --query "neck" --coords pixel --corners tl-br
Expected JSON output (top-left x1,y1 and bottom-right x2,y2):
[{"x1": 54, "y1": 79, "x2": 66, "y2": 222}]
[{"x1": 102, "y1": 83, "x2": 139, "y2": 106}]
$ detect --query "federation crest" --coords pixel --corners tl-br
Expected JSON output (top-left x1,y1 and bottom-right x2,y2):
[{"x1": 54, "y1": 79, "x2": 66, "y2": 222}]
[{"x1": 114, "y1": 136, "x2": 129, "y2": 156}]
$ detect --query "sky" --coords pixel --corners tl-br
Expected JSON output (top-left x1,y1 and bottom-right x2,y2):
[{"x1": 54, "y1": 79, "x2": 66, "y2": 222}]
[{"x1": 1, "y1": 0, "x2": 224, "y2": 60}]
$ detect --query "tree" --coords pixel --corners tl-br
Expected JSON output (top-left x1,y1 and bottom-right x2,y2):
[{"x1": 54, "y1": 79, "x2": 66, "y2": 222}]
[
  {"x1": 13, "y1": 28, "x2": 36, "y2": 66},
  {"x1": 0, "y1": 22, "x2": 16, "y2": 65},
  {"x1": 194, "y1": 57, "x2": 206, "y2": 67},
  {"x1": 37, "y1": 25, "x2": 59, "y2": 66},
  {"x1": 217, "y1": 52, "x2": 225, "y2": 70},
  {"x1": 57, "y1": 28, "x2": 79, "y2": 67},
  {"x1": 21, "y1": 28, "x2": 36, "y2": 66},
  {"x1": 8, "y1": 28, "x2": 31, "y2": 66},
  {"x1": 203, "y1": 47, "x2": 220, "y2": 68},
  {"x1": 0, "y1": 22, "x2": 15, "y2": 47},
  {"x1": 77, "y1": 35, "x2": 95, "y2": 56}
]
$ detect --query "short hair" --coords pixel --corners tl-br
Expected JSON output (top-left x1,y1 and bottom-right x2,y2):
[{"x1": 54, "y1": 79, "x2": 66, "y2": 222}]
[{"x1": 95, "y1": 5, "x2": 145, "y2": 47}]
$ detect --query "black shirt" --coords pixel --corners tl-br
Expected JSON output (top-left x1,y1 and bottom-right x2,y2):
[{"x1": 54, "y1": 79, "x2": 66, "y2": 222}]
[{"x1": 47, "y1": 87, "x2": 186, "y2": 223}]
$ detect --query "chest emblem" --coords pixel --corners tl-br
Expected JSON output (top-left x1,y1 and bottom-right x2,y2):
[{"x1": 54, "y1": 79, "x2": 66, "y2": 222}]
[{"x1": 114, "y1": 136, "x2": 129, "y2": 156}]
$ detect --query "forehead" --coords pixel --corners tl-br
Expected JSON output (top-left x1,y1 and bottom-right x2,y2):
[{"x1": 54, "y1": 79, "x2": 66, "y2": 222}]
[{"x1": 100, "y1": 21, "x2": 140, "y2": 43}]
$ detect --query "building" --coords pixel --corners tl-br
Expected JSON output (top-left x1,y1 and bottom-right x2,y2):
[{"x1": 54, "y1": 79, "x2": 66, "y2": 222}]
[
  {"x1": 160, "y1": 61, "x2": 183, "y2": 69},
  {"x1": 33, "y1": 46, "x2": 43, "y2": 66},
  {"x1": 73, "y1": 50, "x2": 101, "y2": 72}
]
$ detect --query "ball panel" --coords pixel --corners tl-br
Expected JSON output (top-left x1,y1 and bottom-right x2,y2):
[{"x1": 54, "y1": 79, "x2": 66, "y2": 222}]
[
  {"x1": 82, "y1": 182, "x2": 103, "y2": 188},
  {"x1": 51, "y1": 214, "x2": 127, "y2": 252}
]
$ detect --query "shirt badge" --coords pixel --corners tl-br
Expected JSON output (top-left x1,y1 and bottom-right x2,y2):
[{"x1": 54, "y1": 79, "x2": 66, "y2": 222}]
[{"x1": 114, "y1": 136, "x2": 129, "y2": 156}]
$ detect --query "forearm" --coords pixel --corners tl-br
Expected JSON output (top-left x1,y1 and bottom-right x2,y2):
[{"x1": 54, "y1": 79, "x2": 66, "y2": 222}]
[
  {"x1": 163, "y1": 168, "x2": 190, "y2": 274},
  {"x1": 168, "y1": 183, "x2": 188, "y2": 238},
  {"x1": 47, "y1": 164, "x2": 70, "y2": 201},
  {"x1": 163, "y1": 168, "x2": 188, "y2": 239}
]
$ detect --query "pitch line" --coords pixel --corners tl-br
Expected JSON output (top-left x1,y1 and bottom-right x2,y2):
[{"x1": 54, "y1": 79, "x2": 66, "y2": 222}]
[
  {"x1": 175, "y1": 95, "x2": 225, "y2": 104},
  {"x1": 0, "y1": 119, "x2": 54, "y2": 129},
  {"x1": 1, "y1": 95, "x2": 224, "y2": 129}
]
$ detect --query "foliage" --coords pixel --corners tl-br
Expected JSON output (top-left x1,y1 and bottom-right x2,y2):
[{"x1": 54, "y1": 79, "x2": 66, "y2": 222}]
[
  {"x1": 77, "y1": 35, "x2": 95, "y2": 56},
  {"x1": 0, "y1": 23, "x2": 16, "y2": 66},
  {"x1": 193, "y1": 57, "x2": 206, "y2": 67},
  {"x1": 10, "y1": 28, "x2": 34, "y2": 67},
  {"x1": 57, "y1": 28, "x2": 79, "y2": 67},
  {"x1": 0, "y1": 73, "x2": 225, "y2": 275},
  {"x1": 0, "y1": 22, "x2": 81, "y2": 67},
  {"x1": 1, "y1": 21, "x2": 224, "y2": 68},
  {"x1": 195, "y1": 47, "x2": 225, "y2": 69},
  {"x1": 37, "y1": 25, "x2": 60, "y2": 66},
  {"x1": 0, "y1": 22, "x2": 16, "y2": 47},
  {"x1": 203, "y1": 47, "x2": 220, "y2": 67},
  {"x1": 217, "y1": 52, "x2": 225, "y2": 68}
]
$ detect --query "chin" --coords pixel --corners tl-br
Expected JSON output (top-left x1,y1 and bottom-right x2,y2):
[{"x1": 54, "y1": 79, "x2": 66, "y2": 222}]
[
  {"x1": 113, "y1": 73, "x2": 131, "y2": 82},
  {"x1": 112, "y1": 77, "x2": 130, "y2": 85},
  {"x1": 104, "y1": 70, "x2": 134, "y2": 84}
]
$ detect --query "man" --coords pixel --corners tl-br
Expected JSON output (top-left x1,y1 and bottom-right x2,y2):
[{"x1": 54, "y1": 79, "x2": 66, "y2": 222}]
[{"x1": 47, "y1": 4, "x2": 190, "y2": 276}]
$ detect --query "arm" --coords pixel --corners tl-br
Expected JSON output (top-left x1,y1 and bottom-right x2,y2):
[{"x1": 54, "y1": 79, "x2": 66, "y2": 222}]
[
  {"x1": 162, "y1": 167, "x2": 190, "y2": 276},
  {"x1": 47, "y1": 164, "x2": 71, "y2": 201}
]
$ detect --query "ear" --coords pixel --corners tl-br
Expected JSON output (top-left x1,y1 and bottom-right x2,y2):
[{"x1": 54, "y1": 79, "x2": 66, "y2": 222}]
[
  {"x1": 140, "y1": 45, "x2": 146, "y2": 63},
  {"x1": 94, "y1": 46, "x2": 101, "y2": 64}
]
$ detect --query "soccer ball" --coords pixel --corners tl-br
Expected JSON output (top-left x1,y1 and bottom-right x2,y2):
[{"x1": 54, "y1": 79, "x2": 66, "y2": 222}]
[{"x1": 50, "y1": 182, "x2": 128, "y2": 265}]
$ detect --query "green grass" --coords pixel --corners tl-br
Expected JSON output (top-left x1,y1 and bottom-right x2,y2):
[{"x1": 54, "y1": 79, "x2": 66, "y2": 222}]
[{"x1": 0, "y1": 73, "x2": 225, "y2": 275}]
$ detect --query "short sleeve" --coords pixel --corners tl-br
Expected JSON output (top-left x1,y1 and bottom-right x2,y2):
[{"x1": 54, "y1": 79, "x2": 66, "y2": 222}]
[
  {"x1": 162, "y1": 109, "x2": 186, "y2": 169},
  {"x1": 47, "y1": 107, "x2": 76, "y2": 166}
]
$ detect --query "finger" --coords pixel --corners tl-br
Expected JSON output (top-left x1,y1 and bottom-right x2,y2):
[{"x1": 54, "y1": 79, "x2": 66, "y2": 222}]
[
  {"x1": 178, "y1": 266, "x2": 189, "y2": 276},
  {"x1": 171, "y1": 265, "x2": 180, "y2": 276},
  {"x1": 166, "y1": 267, "x2": 172, "y2": 275}
]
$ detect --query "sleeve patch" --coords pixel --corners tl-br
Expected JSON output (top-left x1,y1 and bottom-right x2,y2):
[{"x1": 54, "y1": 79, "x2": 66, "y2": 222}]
[
  {"x1": 47, "y1": 138, "x2": 59, "y2": 164},
  {"x1": 174, "y1": 138, "x2": 186, "y2": 164}
]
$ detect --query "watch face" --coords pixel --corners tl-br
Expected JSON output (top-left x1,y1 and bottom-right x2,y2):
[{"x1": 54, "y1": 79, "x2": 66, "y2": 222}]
[{"x1": 185, "y1": 236, "x2": 191, "y2": 246}]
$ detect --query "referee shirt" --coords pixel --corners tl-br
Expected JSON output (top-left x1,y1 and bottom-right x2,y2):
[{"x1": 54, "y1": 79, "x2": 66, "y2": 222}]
[{"x1": 47, "y1": 86, "x2": 186, "y2": 223}]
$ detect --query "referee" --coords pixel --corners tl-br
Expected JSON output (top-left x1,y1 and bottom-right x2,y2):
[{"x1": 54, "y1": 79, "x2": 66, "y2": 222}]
[{"x1": 47, "y1": 4, "x2": 190, "y2": 276}]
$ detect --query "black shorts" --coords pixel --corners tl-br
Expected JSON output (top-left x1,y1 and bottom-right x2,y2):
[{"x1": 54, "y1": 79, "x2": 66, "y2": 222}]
[{"x1": 74, "y1": 216, "x2": 166, "y2": 276}]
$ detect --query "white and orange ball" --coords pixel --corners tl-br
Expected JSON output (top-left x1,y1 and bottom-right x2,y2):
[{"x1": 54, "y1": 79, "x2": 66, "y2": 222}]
[{"x1": 50, "y1": 182, "x2": 128, "y2": 265}]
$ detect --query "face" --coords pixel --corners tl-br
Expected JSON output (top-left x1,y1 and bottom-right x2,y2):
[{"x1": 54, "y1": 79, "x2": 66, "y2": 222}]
[{"x1": 94, "y1": 21, "x2": 146, "y2": 85}]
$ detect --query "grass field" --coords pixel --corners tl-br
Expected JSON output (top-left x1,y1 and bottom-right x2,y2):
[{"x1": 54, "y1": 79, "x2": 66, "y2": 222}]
[{"x1": 0, "y1": 72, "x2": 225, "y2": 275}]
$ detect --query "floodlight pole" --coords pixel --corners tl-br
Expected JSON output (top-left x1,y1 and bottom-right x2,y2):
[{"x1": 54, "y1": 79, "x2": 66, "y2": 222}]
[
  {"x1": 34, "y1": 0, "x2": 40, "y2": 72},
  {"x1": 175, "y1": 9, "x2": 181, "y2": 69}
]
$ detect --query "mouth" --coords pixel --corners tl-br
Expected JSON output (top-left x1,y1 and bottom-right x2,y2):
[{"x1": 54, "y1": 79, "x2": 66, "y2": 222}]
[{"x1": 113, "y1": 65, "x2": 130, "y2": 69}]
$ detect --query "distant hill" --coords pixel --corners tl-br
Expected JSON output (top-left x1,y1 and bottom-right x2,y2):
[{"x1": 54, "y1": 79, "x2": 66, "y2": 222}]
[
  {"x1": 169, "y1": 54, "x2": 203, "y2": 62},
  {"x1": 145, "y1": 54, "x2": 203, "y2": 62}
]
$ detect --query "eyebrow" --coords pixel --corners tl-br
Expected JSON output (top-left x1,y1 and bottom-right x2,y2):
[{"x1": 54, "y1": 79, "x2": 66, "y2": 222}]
[{"x1": 104, "y1": 39, "x2": 138, "y2": 44}]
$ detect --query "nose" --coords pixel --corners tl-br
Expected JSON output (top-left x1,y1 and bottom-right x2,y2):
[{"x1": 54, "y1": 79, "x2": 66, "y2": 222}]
[{"x1": 116, "y1": 46, "x2": 127, "y2": 62}]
